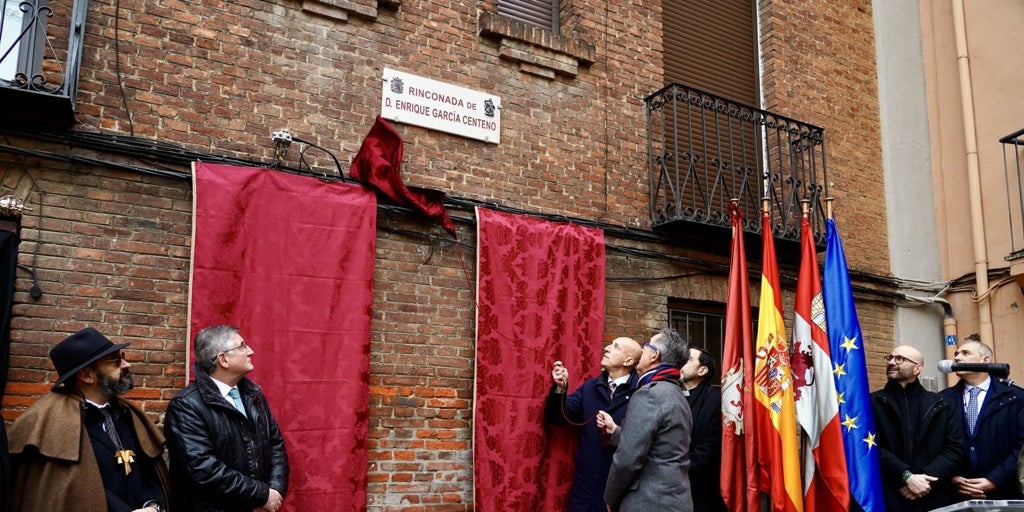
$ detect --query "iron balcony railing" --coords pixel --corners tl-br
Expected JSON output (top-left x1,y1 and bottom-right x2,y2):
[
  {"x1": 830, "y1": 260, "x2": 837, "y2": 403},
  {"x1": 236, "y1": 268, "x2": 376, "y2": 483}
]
[
  {"x1": 646, "y1": 83, "x2": 829, "y2": 246},
  {"x1": 1001, "y1": 128, "x2": 1024, "y2": 258},
  {"x1": 1, "y1": 0, "x2": 87, "y2": 126}
]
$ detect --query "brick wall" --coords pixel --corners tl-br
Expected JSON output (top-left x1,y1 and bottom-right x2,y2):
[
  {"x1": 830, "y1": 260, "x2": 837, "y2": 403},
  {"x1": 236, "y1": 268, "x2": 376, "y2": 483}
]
[
  {"x1": 1, "y1": 0, "x2": 896, "y2": 509},
  {"x1": 0, "y1": 154, "x2": 192, "y2": 427}
]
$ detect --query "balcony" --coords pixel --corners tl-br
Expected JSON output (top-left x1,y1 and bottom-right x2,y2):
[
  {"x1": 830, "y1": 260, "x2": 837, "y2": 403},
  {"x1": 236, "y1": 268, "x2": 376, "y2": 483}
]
[
  {"x1": 1001, "y1": 128, "x2": 1024, "y2": 288},
  {"x1": 1, "y1": 0, "x2": 88, "y2": 128},
  {"x1": 646, "y1": 83, "x2": 829, "y2": 258}
]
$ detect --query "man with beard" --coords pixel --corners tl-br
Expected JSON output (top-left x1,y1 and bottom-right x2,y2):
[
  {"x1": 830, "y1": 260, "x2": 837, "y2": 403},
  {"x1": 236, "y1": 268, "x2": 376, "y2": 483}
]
[
  {"x1": 545, "y1": 336, "x2": 644, "y2": 511},
  {"x1": 7, "y1": 327, "x2": 170, "y2": 512},
  {"x1": 164, "y1": 325, "x2": 289, "y2": 512},
  {"x1": 871, "y1": 345, "x2": 964, "y2": 512},
  {"x1": 680, "y1": 346, "x2": 727, "y2": 512}
]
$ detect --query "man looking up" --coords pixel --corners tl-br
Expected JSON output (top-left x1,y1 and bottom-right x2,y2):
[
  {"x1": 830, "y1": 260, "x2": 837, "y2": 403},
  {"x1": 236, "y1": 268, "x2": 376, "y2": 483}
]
[
  {"x1": 8, "y1": 327, "x2": 169, "y2": 512},
  {"x1": 938, "y1": 336, "x2": 1024, "y2": 500},
  {"x1": 871, "y1": 345, "x2": 964, "y2": 512},
  {"x1": 680, "y1": 346, "x2": 727, "y2": 512},
  {"x1": 164, "y1": 325, "x2": 289, "y2": 512},
  {"x1": 598, "y1": 327, "x2": 694, "y2": 512},
  {"x1": 545, "y1": 336, "x2": 643, "y2": 512}
]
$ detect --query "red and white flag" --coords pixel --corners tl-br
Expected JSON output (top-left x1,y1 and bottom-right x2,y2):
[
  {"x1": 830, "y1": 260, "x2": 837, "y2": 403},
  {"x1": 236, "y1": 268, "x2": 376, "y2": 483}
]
[{"x1": 793, "y1": 213, "x2": 849, "y2": 511}]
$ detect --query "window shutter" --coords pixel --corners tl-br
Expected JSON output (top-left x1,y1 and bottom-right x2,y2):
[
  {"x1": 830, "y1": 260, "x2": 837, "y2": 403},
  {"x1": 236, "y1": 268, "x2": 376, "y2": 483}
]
[
  {"x1": 663, "y1": 0, "x2": 758, "y2": 105},
  {"x1": 498, "y1": 0, "x2": 558, "y2": 32}
]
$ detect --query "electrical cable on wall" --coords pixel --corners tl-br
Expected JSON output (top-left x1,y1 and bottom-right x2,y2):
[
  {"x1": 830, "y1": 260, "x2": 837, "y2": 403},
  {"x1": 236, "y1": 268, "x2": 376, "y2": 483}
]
[{"x1": 113, "y1": 0, "x2": 135, "y2": 136}]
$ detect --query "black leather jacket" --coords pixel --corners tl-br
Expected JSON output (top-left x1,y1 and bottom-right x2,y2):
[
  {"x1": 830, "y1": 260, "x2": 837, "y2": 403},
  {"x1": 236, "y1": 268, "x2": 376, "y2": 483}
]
[{"x1": 164, "y1": 364, "x2": 289, "y2": 512}]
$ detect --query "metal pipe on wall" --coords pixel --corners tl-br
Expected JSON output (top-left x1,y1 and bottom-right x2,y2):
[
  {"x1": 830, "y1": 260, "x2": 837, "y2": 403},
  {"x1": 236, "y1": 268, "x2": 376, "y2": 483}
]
[{"x1": 951, "y1": 0, "x2": 995, "y2": 349}]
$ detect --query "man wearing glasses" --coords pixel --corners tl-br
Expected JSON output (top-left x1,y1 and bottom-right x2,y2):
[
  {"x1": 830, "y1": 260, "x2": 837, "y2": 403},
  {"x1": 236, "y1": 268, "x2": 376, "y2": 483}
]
[
  {"x1": 871, "y1": 345, "x2": 965, "y2": 512},
  {"x1": 164, "y1": 325, "x2": 289, "y2": 512},
  {"x1": 7, "y1": 327, "x2": 170, "y2": 512},
  {"x1": 596, "y1": 328, "x2": 693, "y2": 512}
]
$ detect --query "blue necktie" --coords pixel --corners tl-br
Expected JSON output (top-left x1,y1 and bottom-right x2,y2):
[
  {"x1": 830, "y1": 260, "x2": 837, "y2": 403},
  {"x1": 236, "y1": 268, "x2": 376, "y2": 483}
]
[
  {"x1": 228, "y1": 388, "x2": 247, "y2": 418},
  {"x1": 965, "y1": 386, "x2": 980, "y2": 435}
]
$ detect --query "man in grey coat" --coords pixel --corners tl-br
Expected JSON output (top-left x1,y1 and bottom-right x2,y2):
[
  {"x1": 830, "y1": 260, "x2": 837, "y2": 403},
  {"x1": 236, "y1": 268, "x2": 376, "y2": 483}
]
[{"x1": 597, "y1": 328, "x2": 694, "y2": 512}]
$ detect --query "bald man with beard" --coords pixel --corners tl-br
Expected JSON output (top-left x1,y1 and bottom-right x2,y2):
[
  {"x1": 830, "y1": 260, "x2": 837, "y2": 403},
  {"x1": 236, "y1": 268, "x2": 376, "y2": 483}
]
[
  {"x1": 871, "y1": 345, "x2": 965, "y2": 512},
  {"x1": 545, "y1": 337, "x2": 643, "y2": 512}
]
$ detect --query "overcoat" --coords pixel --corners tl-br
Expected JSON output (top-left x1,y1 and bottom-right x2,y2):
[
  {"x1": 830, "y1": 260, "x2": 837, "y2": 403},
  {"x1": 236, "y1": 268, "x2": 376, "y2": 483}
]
[
  {"x1": 164, "y1": 364, "x2": 289, "y2": 512},
  {"x1": 7, "y1": 391, "x2": 170, "y2": 512},
  {"x1": 603, "y1": 379, "x2": 693, "y2": 512},
  {"x1": 938, "y1": 378, "x2": 1024, "y2": 499},
  {"x1": 686, "y1": 380, "x2": 727, "y2": 512},
  {"x1": 872, "y1": 379, "x2": 965, "y2": 512},
  {"x1": 544, "y1": 370, "x2": 638, "y2": 512}
]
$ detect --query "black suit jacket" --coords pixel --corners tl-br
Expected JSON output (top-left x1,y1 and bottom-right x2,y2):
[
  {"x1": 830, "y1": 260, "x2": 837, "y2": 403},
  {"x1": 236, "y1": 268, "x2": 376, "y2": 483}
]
[{"x1": 686, "y1": 380, "x2": 727, "y2": 512}]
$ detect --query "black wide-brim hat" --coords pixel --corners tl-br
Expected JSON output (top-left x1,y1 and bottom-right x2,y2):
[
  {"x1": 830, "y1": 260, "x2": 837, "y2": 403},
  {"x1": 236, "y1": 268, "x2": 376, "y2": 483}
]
[{"x1": 49, "y1": 327, "x2": 130, "y2": 389}]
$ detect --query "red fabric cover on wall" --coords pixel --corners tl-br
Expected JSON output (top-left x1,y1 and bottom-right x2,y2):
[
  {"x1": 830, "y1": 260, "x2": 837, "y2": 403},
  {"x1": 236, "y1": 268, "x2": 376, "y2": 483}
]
[
  {"x1": 349, "y1": 115, "x2": 457, "y2": 239},
  {"x1": 474, "y1": 207, "x2": 606, "y2": 511},
  {"x1": 190, "y1": 163, "x2": 377, "y2": 511}
]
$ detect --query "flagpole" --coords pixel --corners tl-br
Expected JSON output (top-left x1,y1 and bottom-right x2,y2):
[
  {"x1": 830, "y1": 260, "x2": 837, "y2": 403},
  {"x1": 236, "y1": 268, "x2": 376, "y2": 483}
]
[{"x1": 821, "y1": 203, "x2": 885, "y2": 512}]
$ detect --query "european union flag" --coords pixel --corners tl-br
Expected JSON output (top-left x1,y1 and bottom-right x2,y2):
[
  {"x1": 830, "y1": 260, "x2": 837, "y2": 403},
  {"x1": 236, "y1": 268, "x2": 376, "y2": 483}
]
[{"x1": 822, "y1": 219, "x2": 884, "y2": 512}]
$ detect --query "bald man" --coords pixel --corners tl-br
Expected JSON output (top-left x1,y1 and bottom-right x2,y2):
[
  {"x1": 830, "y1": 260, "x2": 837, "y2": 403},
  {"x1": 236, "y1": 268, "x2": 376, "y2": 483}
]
[
  {"x1": 871, "y1": 345, "x2": 965, "y2": 512},
  {"x1": 545, "y1": 337, "x2": 643, "y2": 512}
]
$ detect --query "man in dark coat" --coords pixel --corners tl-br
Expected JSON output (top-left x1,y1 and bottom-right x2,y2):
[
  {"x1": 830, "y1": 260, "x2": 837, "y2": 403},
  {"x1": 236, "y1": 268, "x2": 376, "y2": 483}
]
[
  {"x1": 7, "y1": 327, "x2": 170, "y2": 512},
  {"x1": 938, "y1": 337, "x2": 1024, "y2": 500},
  {"x1": 872, "y1": 345, "x2": 965, "y2": 512},
  {"x1": 164, "y1": 325, "x2": 289, "y2": 512},
  {"x1": 545, "y1": 336, "x2": 643, "y2": 512},
  {"x1": 599, "y1": 328, "x2": 694, "y2": 512},
  {"x1": 680, "y1": 346, "x2": 727, "y2": 512}
]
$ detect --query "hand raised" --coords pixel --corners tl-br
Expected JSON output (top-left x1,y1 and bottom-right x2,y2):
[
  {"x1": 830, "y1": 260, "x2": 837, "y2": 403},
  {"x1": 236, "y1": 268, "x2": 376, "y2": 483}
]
[{"x1": 552, "y1": 361, "x2": 569, "y2": 391}]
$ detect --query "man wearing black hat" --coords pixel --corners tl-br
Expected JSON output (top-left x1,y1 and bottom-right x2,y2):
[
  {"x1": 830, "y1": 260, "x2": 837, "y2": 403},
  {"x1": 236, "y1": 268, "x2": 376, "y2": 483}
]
[{"x1": 7, "y1": 327, "x2": 170, "y2": 512}]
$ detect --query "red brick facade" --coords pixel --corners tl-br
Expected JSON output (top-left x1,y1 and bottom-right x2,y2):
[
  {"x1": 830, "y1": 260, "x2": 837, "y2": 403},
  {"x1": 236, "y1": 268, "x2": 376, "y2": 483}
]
[{"x1": 1, "y1": 0, "x2": 895, "y2": 509}]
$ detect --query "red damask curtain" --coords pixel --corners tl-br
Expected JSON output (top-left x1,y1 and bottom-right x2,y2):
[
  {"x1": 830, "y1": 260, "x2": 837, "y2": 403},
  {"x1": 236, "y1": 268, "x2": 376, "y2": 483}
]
[
  {"x1": 474, "y1": 207, "x2": 606, "y2": 511},
  {"x1": 190, "y1": 163, "x2": 377, "y2": 511}
]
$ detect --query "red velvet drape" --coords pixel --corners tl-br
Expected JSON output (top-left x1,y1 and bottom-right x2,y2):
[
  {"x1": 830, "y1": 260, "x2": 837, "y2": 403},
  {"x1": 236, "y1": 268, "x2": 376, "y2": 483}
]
[
  {"x1": 473, "y1": 207, "x2": 605, "y2": 511},
  {"x1": 190, "y1": 163, "x2": 377, "y2": 511}
]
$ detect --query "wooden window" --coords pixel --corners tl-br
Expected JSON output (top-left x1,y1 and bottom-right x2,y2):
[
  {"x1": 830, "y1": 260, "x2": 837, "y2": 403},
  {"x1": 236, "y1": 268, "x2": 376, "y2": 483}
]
[
  {"x1": 497, "y1": 0, "x2": 559, "y2": 32},
  {"x1": 663, "y1": 0, "x2": 758, "y2": 105}
]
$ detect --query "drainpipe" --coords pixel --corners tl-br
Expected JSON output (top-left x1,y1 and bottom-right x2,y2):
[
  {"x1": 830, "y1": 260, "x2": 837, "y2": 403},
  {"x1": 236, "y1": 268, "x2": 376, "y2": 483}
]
[
  {"x1": 951, "y1": 0, "x2": 995, "y2": 347},
  {"x1": 941, "y1": 301, "x2": 958, "y2": 387}
]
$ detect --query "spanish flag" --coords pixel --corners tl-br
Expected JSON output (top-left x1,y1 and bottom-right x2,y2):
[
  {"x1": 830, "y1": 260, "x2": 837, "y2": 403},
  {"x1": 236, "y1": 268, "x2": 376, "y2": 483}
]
[{"x1": 753, "y1": 208, "x2": 803, "y2": 512}]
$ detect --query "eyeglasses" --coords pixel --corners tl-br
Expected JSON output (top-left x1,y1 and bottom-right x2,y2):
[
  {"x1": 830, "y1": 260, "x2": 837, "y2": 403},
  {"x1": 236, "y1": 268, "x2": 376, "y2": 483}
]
[
  {"x1": 223, "y1": 340, "x2": 247, "y2": 354},
  {"x1": 884, "y1": 354, "x2": 919, "y2": 366},
  {"x1": 643, "y1": 342, "x2": 660, "y2": 354},
  {"x1": 96, "y1": 351, "x2": 125, "y2": 365}
]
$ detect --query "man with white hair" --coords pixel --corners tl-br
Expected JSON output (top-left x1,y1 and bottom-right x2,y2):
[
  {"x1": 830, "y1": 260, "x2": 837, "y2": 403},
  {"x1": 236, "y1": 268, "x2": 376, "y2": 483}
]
[{"x1": 597, "y1": 328, "x2": 693, "y2": 512}]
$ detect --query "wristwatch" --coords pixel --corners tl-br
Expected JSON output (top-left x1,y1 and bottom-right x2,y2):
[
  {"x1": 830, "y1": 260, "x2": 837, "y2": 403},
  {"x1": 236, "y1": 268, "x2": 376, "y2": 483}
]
[
  {"x1": 143, "y1": 501, "x2": 165, "y2": 512},
  {"x1": 901, "y1": 470, "x2": 913, "y2": 483}
]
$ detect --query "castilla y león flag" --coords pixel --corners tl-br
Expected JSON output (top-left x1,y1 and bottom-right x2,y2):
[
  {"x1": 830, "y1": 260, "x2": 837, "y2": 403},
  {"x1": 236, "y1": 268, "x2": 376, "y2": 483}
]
[{"x1": 793, "y1": 213, "x2": 849, "y2": 512}]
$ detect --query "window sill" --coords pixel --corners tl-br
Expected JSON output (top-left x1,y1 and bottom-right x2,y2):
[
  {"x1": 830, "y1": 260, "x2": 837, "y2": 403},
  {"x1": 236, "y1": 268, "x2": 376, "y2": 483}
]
[
  {"x1": 300, "y1": 0, "x2": 400, "y2": 22},
  {"x1": 478, "y1": 12, "x2": 595, "y2": 79}
]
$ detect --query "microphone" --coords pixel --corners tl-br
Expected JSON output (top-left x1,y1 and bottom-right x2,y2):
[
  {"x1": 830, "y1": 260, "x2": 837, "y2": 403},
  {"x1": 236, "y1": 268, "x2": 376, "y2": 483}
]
[{"x1": 936, "y1": 360, "x2": 1010, "y2": 379}]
